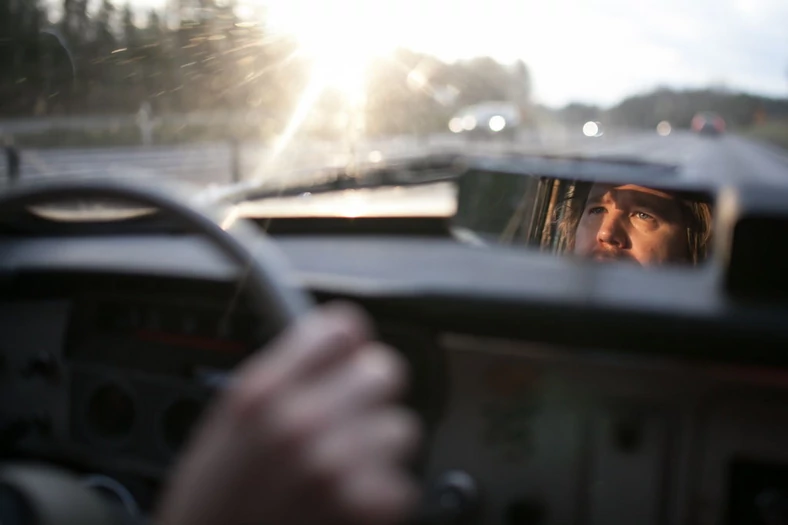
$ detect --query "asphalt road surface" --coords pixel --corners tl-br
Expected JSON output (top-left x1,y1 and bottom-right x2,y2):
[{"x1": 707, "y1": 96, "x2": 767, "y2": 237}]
[
  {"x1": 516, "y1": 129, "x2": 788, "y2": 185},
  {"x1": 3, "y1": 129, "x2": 788, "y2": 191}
]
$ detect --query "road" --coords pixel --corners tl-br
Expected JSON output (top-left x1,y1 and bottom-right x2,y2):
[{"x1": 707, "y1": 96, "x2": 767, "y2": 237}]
[
  {"x1": 514, "y1": 129, "x2": 788, "y2": 185},
  {"x1": 2, "y1": 129, "x2": 788, "y2": 191}
]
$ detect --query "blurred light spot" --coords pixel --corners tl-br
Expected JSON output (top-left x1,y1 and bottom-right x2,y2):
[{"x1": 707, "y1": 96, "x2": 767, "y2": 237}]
[
  {"x1": 234, "y1": 5, "x2": 256, "y2": 20},
  {"x1": 489, "y1": 115, "x2": 506, "y2": 132},
  {"x1": 449, "y1": 118, "x2": 463, "y2": 133},
  {"x1": 220, "y1": 207, "x2": 241, "y2": 231},
  {"x1": 208, "y1": 34, "x2": 226, "y2": 41},
  {"x1": 583, "y1": 121, "x2": 599, "y2": 137},
  {"x1": 462, "y1": 115, "x2": 477, "y2": 131},
  {"x1": 368, "y1": 150, "x2": 383, "y2": 163},
  {"x1": 657, "y1": 121, "x2": 672, "y2": 136},
  {"x1": 435, "y1": 85, "x2": 460, "y2": 107},
  {"x1": 342, "y1": 194, "x2": 367, "y2": 218},
  {"x1": 407, "y1": 70, "x2": 428, "y2": 91},
  {"x1": 111, "y1": 48, "x2": 127, "y2": 54}
]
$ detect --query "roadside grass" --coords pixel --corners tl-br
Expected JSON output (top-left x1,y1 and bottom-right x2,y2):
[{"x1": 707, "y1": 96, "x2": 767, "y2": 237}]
[{"x1": 745, "y1": 121, "x2": 788, "y2": 151}]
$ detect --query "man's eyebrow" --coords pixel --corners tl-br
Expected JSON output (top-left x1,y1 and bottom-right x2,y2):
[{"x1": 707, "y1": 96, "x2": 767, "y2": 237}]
[
  {"x1": 585, "y1": 192, "x2": 608, "y2": 206},
  {"x1": 618, "y1": 190, "x2": 680, "y2": 216},
  {"x1": 629, "y1": 193, "x2": 672, "y2": 210},
  {"x1": 585, "y1": 198, "x2": 602, "y2": 208}
]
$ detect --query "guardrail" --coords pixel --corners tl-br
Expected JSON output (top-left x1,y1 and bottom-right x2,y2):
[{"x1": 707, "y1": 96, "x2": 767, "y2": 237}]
[{"x1": 0, "y1": 110, "x2": 277, "y2": 136}]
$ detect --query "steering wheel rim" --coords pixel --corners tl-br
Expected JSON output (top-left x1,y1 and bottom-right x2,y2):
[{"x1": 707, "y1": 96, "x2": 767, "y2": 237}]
[{"x1": 0, "y1": 177, "x2": 313, "y2": 334}]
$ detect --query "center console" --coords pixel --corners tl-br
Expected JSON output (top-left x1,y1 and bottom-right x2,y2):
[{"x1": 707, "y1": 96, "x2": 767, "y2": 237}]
[{"x1": 423, "y1": 334, "x2": 788, "y2": 525}]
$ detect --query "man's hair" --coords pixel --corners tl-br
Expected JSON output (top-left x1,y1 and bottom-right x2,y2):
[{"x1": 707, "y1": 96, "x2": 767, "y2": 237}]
[{"x1": 553, "y1": 182, "x2": 714, "y2": 265}]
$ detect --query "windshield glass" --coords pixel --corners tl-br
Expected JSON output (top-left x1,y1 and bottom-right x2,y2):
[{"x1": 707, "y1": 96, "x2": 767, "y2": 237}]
[{"x1": 0, "y1": 0, "x2": 784, "y2": 223}]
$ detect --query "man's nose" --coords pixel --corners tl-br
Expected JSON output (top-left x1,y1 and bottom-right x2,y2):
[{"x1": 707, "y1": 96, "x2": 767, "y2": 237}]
[{"x1": 597, "y1": 213, "x2": 629, "y2": 247}]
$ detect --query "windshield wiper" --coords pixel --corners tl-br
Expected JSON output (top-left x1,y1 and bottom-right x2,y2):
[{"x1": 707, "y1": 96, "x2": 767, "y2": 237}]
[
  {"x1": 222, "y1": 152, "x2": 468, "y2": 204},
  {"x1": 211, "y1": 149, "x2": 680, "y2": 205}
]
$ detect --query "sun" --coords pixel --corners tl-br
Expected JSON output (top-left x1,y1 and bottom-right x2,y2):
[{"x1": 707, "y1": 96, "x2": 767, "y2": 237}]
[
  {"x1": 263, "y1": 0, "x2": 397, "y2": 102},
  {"x1": 303, "y1": 39, "x2": 374, "y2": 106}
]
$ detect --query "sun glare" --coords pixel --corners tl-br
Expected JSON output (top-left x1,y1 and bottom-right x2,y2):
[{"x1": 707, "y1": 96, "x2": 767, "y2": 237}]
[
  {"x1": 309, "y1": 43, "x2": 370, "y2": 106},
  {"x1": 264, "y1": 1, "x2": 397, "y2": 103}
]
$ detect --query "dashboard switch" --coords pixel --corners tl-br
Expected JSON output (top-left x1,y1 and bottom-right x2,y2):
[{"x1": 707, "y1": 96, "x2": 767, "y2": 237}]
[
  {"x1": 612, "y1": 413, "x2": 644, "y2": 453},
  {"x1": 756, "y1": 488, "x2": 788, "y2": 525},
  {"x1": 21, "y1": 351, "x2": 61, "y2": 383},
  {"x1": 506, "y1": 498, "x2": 546, "y2": 525}
]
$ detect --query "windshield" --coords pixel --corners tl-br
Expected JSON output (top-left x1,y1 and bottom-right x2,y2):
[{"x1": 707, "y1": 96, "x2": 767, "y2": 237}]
[{"x1": 0, "y1": 0, "x2": 785, "y2": 219}]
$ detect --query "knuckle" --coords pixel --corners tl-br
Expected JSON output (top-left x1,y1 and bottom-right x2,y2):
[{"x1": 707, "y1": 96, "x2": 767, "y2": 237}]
[
  {"x1": 306, "y1": 447, "x2": 346, "y2": 489},
  {"x1": 268, "y1": 398, "x2": 316, "y2": 451},
  {"x1": 363, "y1": 346, "x2": 408, "y2": 395},
  {"x1": 339, "y1": 472, "x2": 418, "y2": 525},
  {"x1": 222, "y1": 380, "x2": 274, "y2": 430},
  {"x1": 325, "y1": 301, "x2": 373, "y2": 338},
  {"x1": 372, "y1": 410, "x2": 422, "y2": 460},
  {"x1": 392, "y1": 409, "x2": 422, "y2": 445}
]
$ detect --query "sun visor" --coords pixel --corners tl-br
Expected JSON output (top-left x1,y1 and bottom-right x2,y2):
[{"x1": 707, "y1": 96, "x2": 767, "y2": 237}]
[{"x1": 718, "y1": 185, "x2": 788, "y2": 302}]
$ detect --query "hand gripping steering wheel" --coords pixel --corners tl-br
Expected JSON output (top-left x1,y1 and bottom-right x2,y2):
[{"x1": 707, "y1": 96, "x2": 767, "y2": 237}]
[{"x1": 0, "y1": 177, "x2": 313, "y2": 524}]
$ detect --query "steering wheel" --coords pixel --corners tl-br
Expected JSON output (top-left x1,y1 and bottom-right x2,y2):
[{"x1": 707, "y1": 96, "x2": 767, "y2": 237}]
[
  {"x1": 0, "y1": 178, "x2": 314, "y2": 524},
  {"x1": 0, "y1": 177, "x2": 313, "y2": 330}
]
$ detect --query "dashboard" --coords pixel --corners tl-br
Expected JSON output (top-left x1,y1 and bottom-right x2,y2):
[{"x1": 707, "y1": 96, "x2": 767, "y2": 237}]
[{"x1": 3, "y1": 233, "x2": 788, "y2": 525}]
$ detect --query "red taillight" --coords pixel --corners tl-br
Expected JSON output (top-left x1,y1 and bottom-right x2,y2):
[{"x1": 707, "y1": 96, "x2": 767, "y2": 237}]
[
  {"x1": 691, "y1": 116, "x2": 704, "y2": 131},
  {"x1": 714, "y1": 117, "x2": 726, "y2": 131}
]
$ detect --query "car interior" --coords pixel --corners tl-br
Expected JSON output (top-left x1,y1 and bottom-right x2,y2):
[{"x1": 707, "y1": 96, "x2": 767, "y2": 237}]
[{"x1": 2, "y1": 154, "x2": 788, "y2": 525}]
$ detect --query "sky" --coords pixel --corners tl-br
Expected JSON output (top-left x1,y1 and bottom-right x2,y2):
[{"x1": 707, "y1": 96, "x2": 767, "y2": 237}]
[{"x1": 114, "y1": 0, "x2": 788, "y2": 107}]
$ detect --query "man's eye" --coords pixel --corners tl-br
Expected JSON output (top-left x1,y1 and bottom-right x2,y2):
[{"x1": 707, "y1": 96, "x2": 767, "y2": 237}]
[
  {"x1": 587, "y1": 206, "x2": 605, "y2": 215},
  {"x1": 635, "y1": 211, "x2": 655, "y2": 221}
]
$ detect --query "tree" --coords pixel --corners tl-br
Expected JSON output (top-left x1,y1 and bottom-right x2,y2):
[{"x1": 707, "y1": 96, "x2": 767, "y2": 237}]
[
  {"x1": 605, "y1": 88, "x2": 788, "y2": 129},
  {"x1": 61, "y1": 0, "x2": 89, "y2": 42},
  {"x1": 0, "y1": 0, "x2": 48, "y2": 115},
  {"x1": 95, "y1": 0, "x2": 117, "y2": 51},
  {"x1": 121, "y1": 3, "x2": 138, "y2": 47}
]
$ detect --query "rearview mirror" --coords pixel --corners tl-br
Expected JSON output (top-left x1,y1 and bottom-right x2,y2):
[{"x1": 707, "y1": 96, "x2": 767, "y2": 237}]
[
  {"x1": 454, "y1": 169, "x2": 546, "y2": 245},
  {"x1": 452, "y1": 157, "x2": 715, "y2": 266}
]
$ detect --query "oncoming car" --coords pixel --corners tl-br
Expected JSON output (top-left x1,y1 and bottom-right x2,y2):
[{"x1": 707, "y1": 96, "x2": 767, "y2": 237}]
[
  {"x1": 691, "y1": 111, "x2": 726, "y2": 136},
  {"x1": 448, "y1": 101, "x2": 521, "y2": 140}
]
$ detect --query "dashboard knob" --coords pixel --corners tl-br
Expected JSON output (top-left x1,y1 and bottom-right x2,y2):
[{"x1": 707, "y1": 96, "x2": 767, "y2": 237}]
[
  {"x1": 0, "y1": 416, "x2": 50, "y2": 449},
  {"x1": 0, "y1": 482, "x2": 36, "y2": 525},
  {"x1": 417, "y1": 470, "x2": 480, "y2": 525},
  {"x1": 756, "y1": 488, "x2": 788, "y2": 525},
  {"x1": 22, "y1": 351, "x2": 61, "y2": 382}
]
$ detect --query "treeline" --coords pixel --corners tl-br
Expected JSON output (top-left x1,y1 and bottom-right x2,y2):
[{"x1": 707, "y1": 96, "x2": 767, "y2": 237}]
[
  {"x1": 0, "y1": 0, "x2": 532, "y2": 137},
  {"x1": 0, "y1": 0, "x2": 309, "y2": 120},
  {"x1": 555, "y1": 88, "x2": 788, "y2": 129}
]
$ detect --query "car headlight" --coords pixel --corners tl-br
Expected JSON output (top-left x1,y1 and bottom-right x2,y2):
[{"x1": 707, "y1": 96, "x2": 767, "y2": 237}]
[
  {"x1": 489, "y1": 115, "x2": 506, "y2": 132},
  {"x1": 449, "y1": 118, "x2": 464, "y2": 133}
]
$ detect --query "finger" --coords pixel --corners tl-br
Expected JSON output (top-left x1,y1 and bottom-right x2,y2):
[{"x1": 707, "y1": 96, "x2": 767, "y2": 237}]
[
  {"x1": 307, "y1": 409, "x2": 423, "y2": 482},
  {"x1": 227, "y1": 302, "x2": 373, "y2": 420},
  {"x1": 259, "y1": 410, "x2": 422, "y2": 525},
  {"x1": 263, "y1": 301, "x2": 374, "y2": 380},
  {"x1": 267, "y1": 343, "x2": 409, "y2": 447},
  {"x1": 335, "y1": 467, "x2": 420, "y2": 525}
]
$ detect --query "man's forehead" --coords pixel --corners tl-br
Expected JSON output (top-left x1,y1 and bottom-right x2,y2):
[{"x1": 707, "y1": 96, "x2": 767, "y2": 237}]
[{"x1": 587, "y1": 183, "x2": 678, "y2": 203}]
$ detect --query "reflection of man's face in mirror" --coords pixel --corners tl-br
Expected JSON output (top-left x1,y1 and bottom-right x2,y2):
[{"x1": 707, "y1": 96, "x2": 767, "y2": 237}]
[{"x1": 573, "y1": 184, "x2": 689, "y2": 265}]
